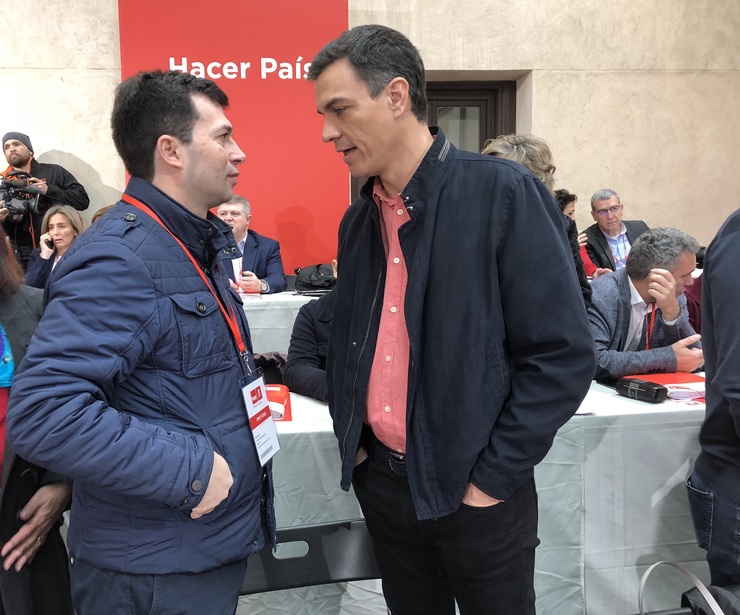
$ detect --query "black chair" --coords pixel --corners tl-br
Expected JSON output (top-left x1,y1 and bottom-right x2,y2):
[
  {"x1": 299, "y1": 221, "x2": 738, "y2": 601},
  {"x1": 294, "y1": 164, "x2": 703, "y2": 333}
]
[{"x1": 241, "y1": 519, "x2": 381, "y2": 594}]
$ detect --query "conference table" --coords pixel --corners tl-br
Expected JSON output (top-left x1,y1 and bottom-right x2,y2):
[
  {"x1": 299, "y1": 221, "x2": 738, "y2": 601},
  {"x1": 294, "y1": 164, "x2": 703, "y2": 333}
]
[
  {"x1": 237, "y1": 384, "x2": 708, "y2": 615},
  {"x1": 241, "y1": 292, "x2": 316, "y2": 355}
]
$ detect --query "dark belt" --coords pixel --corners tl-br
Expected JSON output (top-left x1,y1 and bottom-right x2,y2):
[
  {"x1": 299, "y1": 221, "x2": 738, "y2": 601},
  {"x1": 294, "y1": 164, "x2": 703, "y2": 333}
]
[{"x1": 362, "y1": 427, "x2": 407, "y2": 476}]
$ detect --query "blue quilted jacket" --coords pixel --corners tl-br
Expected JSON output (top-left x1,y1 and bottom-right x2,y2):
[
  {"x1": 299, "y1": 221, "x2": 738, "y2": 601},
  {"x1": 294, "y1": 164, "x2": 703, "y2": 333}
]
[{"x1": 7, "y1": 177, "x2": 274, "y2": 574}]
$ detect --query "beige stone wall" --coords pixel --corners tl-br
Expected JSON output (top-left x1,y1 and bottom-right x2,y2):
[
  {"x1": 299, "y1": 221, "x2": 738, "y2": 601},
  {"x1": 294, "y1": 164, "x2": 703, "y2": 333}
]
[
  {"x1": 1, "y1": 0, "x2": 737, "y2": 243},
  {"x1": 0, "y1": 0, "x2": 124, "y2": 221},
  {"x1": 352, "y1": 0, "x2": 740, "y2": 245}
]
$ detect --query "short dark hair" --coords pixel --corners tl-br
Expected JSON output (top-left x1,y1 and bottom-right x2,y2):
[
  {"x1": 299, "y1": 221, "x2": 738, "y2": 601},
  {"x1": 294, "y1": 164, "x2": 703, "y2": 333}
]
[
  {"x1": 626, "y1": 227, "x2": 700, "y2": 280},
  {"x1": 307, "y1": 24, "x2": 428, "y2": 122},
  {"x1": 554, "y1": 189, "x2": 577, "y2": 212},
  {"x1": 111, "y1": 70, "x2": 229, "y2": 181}
]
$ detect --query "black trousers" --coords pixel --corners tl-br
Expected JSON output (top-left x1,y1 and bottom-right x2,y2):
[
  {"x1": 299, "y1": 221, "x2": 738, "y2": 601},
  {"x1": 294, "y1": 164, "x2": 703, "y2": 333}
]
[
  {"x1": 69, "y1": 556, "x2": 247, "y2": 615},
  {"x1": 353, "y1": 446, "x2": 539, "y2": 615},
  {"x1": 0, "y1": 529, "x2": 73, "y2": 615}
]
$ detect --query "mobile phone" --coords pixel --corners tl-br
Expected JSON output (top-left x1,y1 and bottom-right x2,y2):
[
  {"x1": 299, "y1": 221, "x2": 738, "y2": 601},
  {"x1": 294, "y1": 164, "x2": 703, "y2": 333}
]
[{"x1": 44, "y1": 237, "x2": 54, "y2": 249}]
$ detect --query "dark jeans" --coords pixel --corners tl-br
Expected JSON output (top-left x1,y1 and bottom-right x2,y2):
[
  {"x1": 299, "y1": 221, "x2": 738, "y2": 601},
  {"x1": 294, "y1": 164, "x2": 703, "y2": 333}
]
[
  {"x1": 687, "y1": 470, "x2": 740, "y2": 586},
  {"x1": 69, "y1": 556, "x2": 247, "y2": 615},
  {"x1": 352, "y1": 446, "x2": 539, "y2": 615}
]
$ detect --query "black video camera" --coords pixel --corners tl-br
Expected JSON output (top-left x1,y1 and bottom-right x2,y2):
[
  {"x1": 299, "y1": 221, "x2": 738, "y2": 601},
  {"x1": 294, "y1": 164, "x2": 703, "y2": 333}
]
[{"x1": 0, "y1": 170, "x2": 42, "y2": 223}]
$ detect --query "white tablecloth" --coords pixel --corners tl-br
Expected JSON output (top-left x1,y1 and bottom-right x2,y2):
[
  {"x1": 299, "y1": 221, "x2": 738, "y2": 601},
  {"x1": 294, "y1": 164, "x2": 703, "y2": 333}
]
[
  {"x1": 238, "y1": 387, "x2": 708, "y2": 615},
  {"x1": 237, "y1": 394, "x2": 386, "y2": 614},
  {"x1": 241, "y1": 292, "x2": 317, "y2": 355}
]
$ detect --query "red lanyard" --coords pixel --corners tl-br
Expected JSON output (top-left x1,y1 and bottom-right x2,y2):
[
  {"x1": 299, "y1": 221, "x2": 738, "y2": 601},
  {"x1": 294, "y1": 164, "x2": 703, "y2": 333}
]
[
  {"x1": 644, "y1": 306, "x2": 657, "y2": 350},
  {"x1": 121, "y1": 195, "x2": 251, "y2": 368}
]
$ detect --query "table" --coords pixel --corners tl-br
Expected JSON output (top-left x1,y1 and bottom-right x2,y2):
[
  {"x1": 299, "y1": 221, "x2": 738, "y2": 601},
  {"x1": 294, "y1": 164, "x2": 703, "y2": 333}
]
[
  {"x1": 241, "y1": 292, "x2": 316, "y2": 354},
  {"x1": 539, "y1": 383, "x2": 707, "y2": 614},
  {"x1": 238, "y1": 386, "x2": 709, "y2": 615},
  {"x1": 237, "y1": 394, "x2": 386, "y2": 614}
]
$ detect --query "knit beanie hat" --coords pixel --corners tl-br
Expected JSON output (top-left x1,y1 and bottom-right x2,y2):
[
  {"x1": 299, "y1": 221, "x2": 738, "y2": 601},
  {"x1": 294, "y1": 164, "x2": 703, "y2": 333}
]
[{"x1": 2, "y1": 132, "x2": 33, "y2": 154}]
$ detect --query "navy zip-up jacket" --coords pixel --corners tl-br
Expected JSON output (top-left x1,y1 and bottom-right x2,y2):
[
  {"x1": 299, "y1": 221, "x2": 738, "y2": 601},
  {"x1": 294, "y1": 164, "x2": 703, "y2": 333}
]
[
  {"x1": 328, "y1": 129, "x2": 595, "y2": 520},
  {"x1": 7, "y1": 177, "x2": 274, "y2": 574},
  {"x1": 695, "y1": 208, "x2": 740, "y2": 500}
]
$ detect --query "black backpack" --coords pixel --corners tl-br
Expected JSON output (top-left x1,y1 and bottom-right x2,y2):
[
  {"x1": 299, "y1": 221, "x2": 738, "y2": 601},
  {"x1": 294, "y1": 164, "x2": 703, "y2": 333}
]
[{"x1": 294, "y1": 264, "x2": 336, "y2": 296}]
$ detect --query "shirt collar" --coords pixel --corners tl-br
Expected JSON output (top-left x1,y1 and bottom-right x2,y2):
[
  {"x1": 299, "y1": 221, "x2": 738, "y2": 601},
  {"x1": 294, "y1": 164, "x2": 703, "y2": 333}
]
[
  {"x1": 627, "y1": 276, "x2": 645, "y2": 308},
  {"x1": 373, "y1": 177, "x2": 402, "y2": 208},
  {"x1": 601, "y1": 222, "x2": 627, "y2": 242},
  {"x1": 627, "y1": 275, "x2": 654, "y2": 312}
]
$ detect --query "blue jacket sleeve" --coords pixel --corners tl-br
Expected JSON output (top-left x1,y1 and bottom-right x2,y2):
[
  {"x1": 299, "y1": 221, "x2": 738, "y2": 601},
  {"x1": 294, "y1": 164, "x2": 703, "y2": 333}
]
[
  {"x1": 23, "y1": 249, "x2": 53, "y2": 289},
  {"x1": 263, "y1": 240, "x2": 287, "y2": 293},
  {"x1": 704, "y1": 229, "x2": 740, "y2": 439},
  {"x1": 6, "y1": 240, "x2": 214, "y2": 510},
  {"x1": 470, "y1": 175, "x2": 596, "y2": 500}
]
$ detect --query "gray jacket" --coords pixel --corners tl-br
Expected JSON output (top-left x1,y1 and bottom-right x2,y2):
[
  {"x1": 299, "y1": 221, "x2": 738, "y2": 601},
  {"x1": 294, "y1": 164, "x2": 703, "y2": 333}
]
[
  {"x1": 588, "y1": 268, "x2": 698, "y2": 380},
  {"x1": 0, "y1": 285, "x2": 43, "y2": 487}
]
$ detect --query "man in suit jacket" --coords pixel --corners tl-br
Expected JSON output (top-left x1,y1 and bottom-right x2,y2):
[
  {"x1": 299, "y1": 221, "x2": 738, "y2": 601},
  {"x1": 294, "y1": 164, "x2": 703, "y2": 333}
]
[
  {"x1": 588, "y1": 227, "x2": 704, "y2": 380},
  {"x1": 217, "y1": 195, "x2": 287, "y2": 293},
  {"x1": 584, "y1": 188, "x2": 649, "y2": 270}
]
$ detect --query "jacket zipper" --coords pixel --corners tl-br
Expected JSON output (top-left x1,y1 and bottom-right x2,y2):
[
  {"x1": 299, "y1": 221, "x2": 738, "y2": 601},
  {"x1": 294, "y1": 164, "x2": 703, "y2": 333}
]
[{"x1": 341, "y1": 234, "x2": 385, "y2": 466}]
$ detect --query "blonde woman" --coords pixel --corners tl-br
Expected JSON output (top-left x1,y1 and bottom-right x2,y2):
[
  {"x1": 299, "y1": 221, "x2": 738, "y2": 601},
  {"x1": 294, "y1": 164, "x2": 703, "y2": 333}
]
[
  {"x1": 24, "y1": 205, "x2": 85, "y2": 289},
  {"x1": 483, "y1": 134, "x2": 593, "y2": 303}
]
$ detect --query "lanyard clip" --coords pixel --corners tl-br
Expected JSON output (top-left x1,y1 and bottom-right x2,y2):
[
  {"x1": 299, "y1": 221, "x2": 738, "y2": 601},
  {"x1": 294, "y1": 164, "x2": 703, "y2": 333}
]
[{"x1": 240, "y1": 349, "x2": 253, "y2": 375}]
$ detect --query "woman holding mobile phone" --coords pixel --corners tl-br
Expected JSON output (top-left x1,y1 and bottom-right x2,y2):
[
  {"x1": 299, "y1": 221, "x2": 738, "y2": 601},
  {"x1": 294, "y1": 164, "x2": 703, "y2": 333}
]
[{"x1": 24, "y1": 205, "x2": 85, "y2": 289}]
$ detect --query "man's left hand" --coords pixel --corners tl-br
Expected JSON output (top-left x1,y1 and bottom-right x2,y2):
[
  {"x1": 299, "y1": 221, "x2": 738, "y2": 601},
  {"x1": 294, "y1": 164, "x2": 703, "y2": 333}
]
[
  {"x1": 647, "y1": 268, "x2": 681, "y2": 321},
  {"x1": 238, "y1": 271, "x2": 262, "y2": 294},
  {"x1": 27, "y1": 177, "x2": 48, "y2": 195},
  {"x1": 0, "y1": 201, "x2": 7, "y2": 223},
  {"x1": 1, "y1": 482, "x2": 72, "y2": 572},
  {"x1": 462, "y1": 483, "x2": 503, "y2": 508}
]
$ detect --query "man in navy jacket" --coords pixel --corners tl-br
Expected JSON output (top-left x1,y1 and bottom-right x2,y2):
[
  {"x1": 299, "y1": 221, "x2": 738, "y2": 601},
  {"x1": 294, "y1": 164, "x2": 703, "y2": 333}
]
[
  {"x1": 688, "y1": 209, "x2": 740, "y2": 585},
  {"x1": 308, "y1": 25, "x2": 595, "y2": 615},
  {"x1": 7, "y1": 71, "x2": 273, "y2": 615},
  {"x1": 217, "y1": 194, "x2": 286, "y2": 294}
]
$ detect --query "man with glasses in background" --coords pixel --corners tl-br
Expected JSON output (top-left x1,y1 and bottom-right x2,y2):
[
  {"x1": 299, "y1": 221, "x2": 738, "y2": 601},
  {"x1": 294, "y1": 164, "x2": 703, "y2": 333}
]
[{"x1": 584, "y1": 188, "x2": 649, "y2": 271}]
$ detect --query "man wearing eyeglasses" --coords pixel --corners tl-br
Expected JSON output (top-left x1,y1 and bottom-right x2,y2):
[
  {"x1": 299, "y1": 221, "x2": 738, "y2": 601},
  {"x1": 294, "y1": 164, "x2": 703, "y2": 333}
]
[{"x1": 584, "y1": 188, "x2": 649, "y2": 271}]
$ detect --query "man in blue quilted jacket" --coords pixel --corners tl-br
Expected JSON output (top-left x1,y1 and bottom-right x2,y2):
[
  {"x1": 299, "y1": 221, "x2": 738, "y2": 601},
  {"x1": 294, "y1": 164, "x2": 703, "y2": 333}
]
[{"x1": 6, "y1": 71, "x2": 274, "y2": 615}]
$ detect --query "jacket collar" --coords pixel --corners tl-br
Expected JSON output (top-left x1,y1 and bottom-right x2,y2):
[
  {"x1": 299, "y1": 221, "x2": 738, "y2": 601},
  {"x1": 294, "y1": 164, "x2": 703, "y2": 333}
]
[
  {"x1": 123, "y1": 177, "x2": 238, "y2": 266},
  {"x1": 359, "y1": 126, "x2": 456, "y2": 217},
  {"x1": 243, "y1": 230, "x2": 258, "y2": 251},
  {"x1": 317, "y1": 289, "x2": 336, "y2": 323}
]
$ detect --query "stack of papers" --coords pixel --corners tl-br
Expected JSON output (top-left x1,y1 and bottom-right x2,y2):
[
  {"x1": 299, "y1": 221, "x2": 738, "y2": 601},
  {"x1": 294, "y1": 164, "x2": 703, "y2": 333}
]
[{"x1": 626, "y1": 372, "x2": 705, "y2": 402}]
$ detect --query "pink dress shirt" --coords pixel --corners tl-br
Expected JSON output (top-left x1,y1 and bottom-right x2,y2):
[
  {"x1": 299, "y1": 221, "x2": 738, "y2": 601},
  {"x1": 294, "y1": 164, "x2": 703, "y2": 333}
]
[{"x1": 365, "y1": 179, "x2": 411, "y2": 454}]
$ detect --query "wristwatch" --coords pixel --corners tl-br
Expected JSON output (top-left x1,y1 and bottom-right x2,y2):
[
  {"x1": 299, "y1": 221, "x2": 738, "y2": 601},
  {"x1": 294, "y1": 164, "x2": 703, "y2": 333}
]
[{"x1": 260, "y1": 280, "x2": 268, "y2": 293}]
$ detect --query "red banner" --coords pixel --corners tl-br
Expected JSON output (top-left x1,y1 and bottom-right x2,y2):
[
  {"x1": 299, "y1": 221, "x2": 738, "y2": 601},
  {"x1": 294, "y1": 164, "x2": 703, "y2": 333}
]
[{"x1": 118, "y1": 1, "x2": 349, "y2": 272}]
